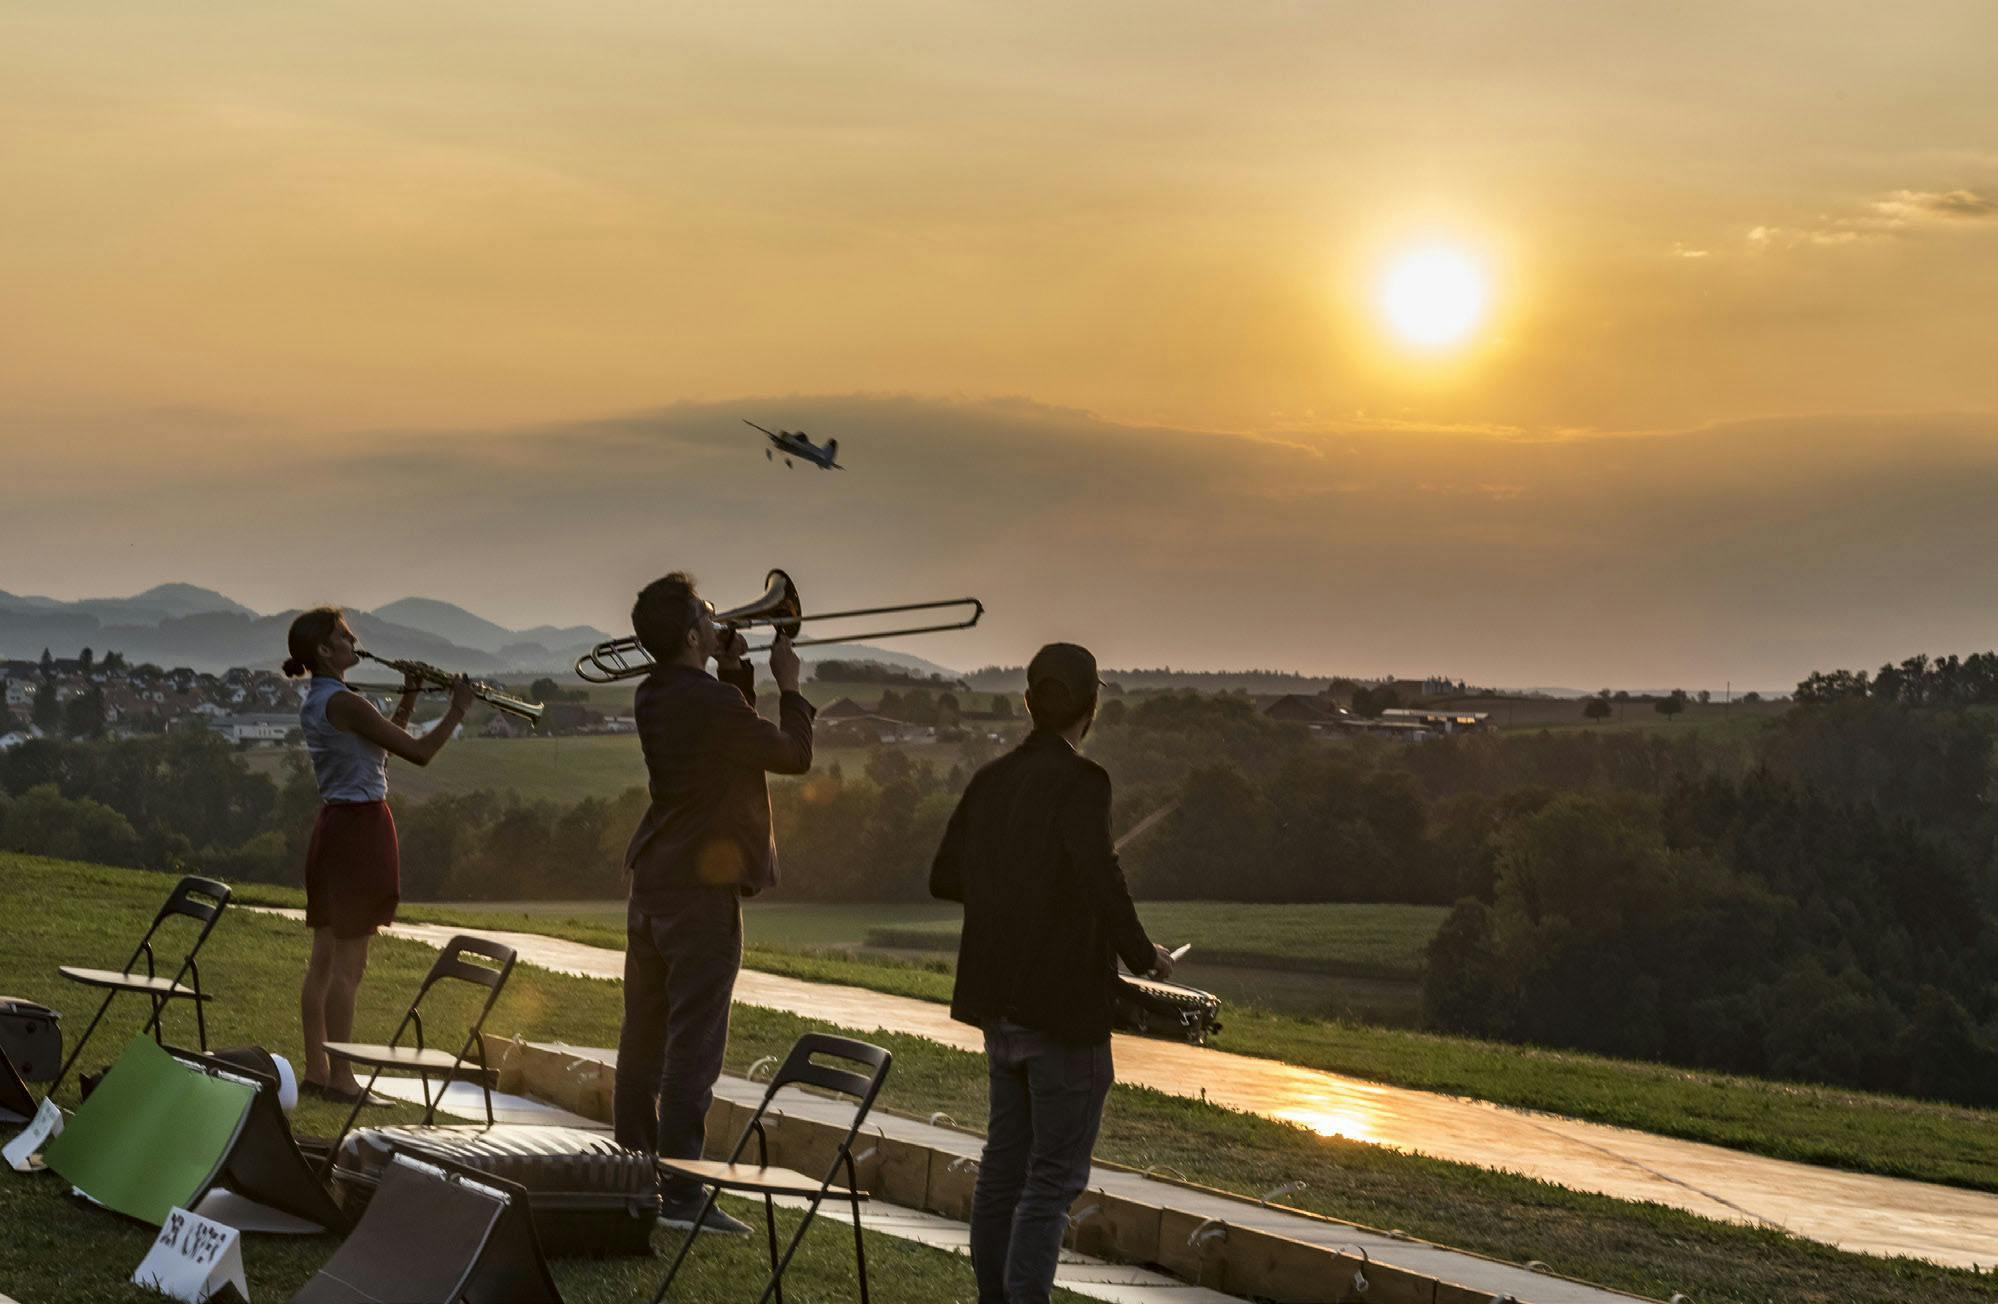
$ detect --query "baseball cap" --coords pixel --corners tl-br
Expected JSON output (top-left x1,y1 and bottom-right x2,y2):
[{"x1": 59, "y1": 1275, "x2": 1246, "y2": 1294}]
[{"x1": 1026, "y1": 642, "x2": 1102, "y2": 701}]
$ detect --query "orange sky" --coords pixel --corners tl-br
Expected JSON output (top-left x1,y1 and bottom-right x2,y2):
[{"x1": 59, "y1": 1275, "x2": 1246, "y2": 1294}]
[{"x1": 5, "y1": 2, "x2": 1997, "y2": 685}]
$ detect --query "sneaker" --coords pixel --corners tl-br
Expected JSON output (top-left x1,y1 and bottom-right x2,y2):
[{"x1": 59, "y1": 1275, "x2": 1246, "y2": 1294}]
[{"x1": 658, "y1": 1198, "x2": 754, "y2": 1237}]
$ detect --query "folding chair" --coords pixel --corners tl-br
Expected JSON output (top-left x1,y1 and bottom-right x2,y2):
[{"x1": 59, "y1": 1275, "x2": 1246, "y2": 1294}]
[
  {"x1": 650, "y1": 1032, "x2": 892, "y2": 1304},
  {"x1": 50, "y1": 874, "x2": 231, "y2": 1095},
  {"x1": 318, "y1": 934, "x2": 516, "y2": 1177}
]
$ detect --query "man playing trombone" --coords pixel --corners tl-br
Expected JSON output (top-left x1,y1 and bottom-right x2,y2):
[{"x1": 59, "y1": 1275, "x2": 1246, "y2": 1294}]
[{"x1": 612, "y1": 572, "x2": 814, "y2": 1235}]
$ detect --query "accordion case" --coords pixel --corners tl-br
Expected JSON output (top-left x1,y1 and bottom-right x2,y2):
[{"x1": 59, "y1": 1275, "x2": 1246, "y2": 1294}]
[
  {"x1": 1112, "y1": 974, "x2": 1223, "y2": 1044},
  {"x1": 334, "y1": 1123, "x2": 658, "y2": 1257}
]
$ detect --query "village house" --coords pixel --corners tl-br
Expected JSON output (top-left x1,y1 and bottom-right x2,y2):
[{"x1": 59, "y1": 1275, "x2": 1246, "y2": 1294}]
[
  {"x1": 1263, "y1": 694, "x2": 1347, "y2": 730},
  {"x1": 1379, "y1": 707, "x2": 1492, "y2": 734},
  {"x1": 1261, "y1": 693, "x2": 1488, "y2": 742},
  {"x1": 814, "y1": 696, "x2": 937, "y2": 744},
  {"x1": 208, "y1": 712, "x2": 299, "y2": 745}
]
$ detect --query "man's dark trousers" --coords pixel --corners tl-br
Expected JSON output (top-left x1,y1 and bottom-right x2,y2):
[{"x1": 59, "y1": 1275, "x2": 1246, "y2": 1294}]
[
  {"x1": 613, "y1": 887, "x2": 741, "y2": 1205},
  {"x1": 970, "y1": 1021, "x2": 1113, "y2": 1304}
]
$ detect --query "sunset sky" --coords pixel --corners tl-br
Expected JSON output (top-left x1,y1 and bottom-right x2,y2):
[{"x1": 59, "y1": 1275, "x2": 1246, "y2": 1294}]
[{"x1": 5, "y1": 2, "x2": 1997, "y2": 687}]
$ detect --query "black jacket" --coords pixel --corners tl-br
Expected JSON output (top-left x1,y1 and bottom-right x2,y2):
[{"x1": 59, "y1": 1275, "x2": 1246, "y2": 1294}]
[
  {"x1": 930, "y1": 730, "x2": 1155, "y2": 1044},
  {"x1": 624, "y1": 662, "x2": 814, "y2": 905}
]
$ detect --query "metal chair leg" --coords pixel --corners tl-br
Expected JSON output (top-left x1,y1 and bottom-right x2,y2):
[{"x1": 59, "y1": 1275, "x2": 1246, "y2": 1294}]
[
  {"x1": 845, "y1": 1152, "x2": 870, "y2": 1304},
  {"x1": 316, "y1": 1062, "x2": 385, "y2": 1183},
  {"x1": 650, "y1": 1183, "x2": 724, "y2": 1304},
  {"x1": 190, "y1": 960, "x2": 207, "y2": 1050},
  {"x1": 753, "y1": 1192, "x2": 830, "y2": 1304},
  {"x1": 764, "y1": 1194, "x2": 783, "y2": 1304},
  {"x1": 46, "y1": 989, "x2": 118, "y2": 1099}
]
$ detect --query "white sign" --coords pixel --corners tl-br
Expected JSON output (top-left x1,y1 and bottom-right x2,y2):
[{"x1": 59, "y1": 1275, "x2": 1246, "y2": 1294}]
[
  {"x1": 3, "y1": 1097, "x2": 62, "y2": 1172},
  {"x1": 132, "y1": 1206, "x2": 249, "y2": 1304}
]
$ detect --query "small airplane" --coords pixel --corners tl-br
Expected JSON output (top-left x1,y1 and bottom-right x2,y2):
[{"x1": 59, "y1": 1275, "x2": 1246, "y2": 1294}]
[{"x1": 744, "y1": 419, "x2": 843, "y2": 470}]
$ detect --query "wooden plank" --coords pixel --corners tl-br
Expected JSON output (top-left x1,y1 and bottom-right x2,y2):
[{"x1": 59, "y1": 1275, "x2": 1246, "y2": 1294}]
[
  {"x1": 513, "y1": 1044, "x2": 604, "y2": 1121},
  {"x1": 1064, "y1": 1186, "x2": 1164, "y2": 1266},
  {"x1": 926, "y1": 1148, "x2": 983, "y2": 1221},
  {"x1": 1156, "y1": 1207, "x2": 1231, "y2": 1288},
  {"x1": 859, "y1": 1129, "x2": 934, "y2": 1210},
  {"x1": 1158, "y1": 1210, "x2": 1460, "y2": 1303},
  {"x1": 1319, "y1": 1249, "x2": 1444, "y2": 1304}
]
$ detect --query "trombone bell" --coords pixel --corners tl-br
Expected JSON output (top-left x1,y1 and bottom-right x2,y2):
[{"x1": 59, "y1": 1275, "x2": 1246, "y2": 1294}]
[
  {"x1": 573, "y1": 569, "x2": 983, "y2": 684},
  {"x1": 716, "y1": 569, "x2": 804, "y2": 640}
]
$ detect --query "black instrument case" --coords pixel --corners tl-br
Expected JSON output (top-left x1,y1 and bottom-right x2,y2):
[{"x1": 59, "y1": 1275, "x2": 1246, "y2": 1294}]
[{"x1": 1113, "y1": 973, "x2": 1224, "y2": 1044}]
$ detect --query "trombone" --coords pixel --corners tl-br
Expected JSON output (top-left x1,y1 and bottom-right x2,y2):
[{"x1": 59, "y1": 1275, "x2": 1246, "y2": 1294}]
[
  {"x1": 575, "y1": 569, "x2": 983, "y2": 684},
  {"x1": 354, "y1": 650, "x2": 546, "y2": 724}
]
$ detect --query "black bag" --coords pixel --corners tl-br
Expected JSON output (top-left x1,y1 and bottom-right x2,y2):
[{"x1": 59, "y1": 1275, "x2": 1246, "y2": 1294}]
[
  {"x1": 0, "y1": 997, "x2": 62, "y2": 1083},
  {"x1": 334, "y1": 1123, "x2": 657, "y2": 1257},
  {"x1": 1112, "y1": 973, "x2": 1223, "y2": 1044}
]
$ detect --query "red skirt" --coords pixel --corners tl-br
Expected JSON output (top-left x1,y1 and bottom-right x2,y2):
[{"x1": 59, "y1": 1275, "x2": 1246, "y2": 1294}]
[{"x1": 304, "y1": 801, "x2": 401, "y2": 939}]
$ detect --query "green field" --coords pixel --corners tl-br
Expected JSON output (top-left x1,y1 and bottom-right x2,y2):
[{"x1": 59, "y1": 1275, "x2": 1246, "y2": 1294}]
[
  {"x1": 242, "y1": 734, "x2": 986, "y2": 804},
  {"x1": 437, "y1": 897, "x2": 966, "y2": 948},
  {"x1": 425, "y1": 898, "x2": 1438, "y2": 1023},
  {"x1": 237, "y1": 682, "x2": 1791, "y2": 807},
  {"x1": 15, "y1": 855, "x2": 1998, "y2": 1304},
  {"x1": 1449, "y1": 694, "x2": 1791, "y2": 735},
  {"x1": 378, "y1": 895, "x2": 1998, "y2": 1195},
  {"x1": 867, "y1": 900, "x2": 1448, "y2": 979}
]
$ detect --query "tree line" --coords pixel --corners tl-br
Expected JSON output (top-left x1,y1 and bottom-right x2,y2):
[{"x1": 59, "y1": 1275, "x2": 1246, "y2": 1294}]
[
  {"x1": 1796, "y1": 649, "x2": 1998, "y2": 707},
  {"x1": 7, "y1": 675, "x2": 1998, "y2": 1105},
  {"x1": 1420, "y1": 699, "x2": 1998, "y2": 1106}
]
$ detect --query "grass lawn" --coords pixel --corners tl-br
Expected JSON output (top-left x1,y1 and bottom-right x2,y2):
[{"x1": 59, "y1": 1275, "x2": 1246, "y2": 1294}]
[
  {"x1": 13, "y1": 855, "x2": 1998, "y2": 1304},
  {"x1": 0, "y1": 854, "x2": 1072, "y2": 1304},
  {"x1": 373, "y1": 898, "x2": 1998, "y2": 1196}
]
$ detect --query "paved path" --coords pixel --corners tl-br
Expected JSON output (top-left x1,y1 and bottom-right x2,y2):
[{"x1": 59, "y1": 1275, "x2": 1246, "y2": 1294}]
[{"x1": 276, "y1": 910, "x2": 1998, "y2": 1270}]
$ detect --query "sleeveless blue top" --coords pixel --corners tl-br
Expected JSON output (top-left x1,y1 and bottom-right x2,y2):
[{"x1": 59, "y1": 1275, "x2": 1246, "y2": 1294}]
[{"x1": 300, "y1": 676, "x2": 389, "y2": 803}]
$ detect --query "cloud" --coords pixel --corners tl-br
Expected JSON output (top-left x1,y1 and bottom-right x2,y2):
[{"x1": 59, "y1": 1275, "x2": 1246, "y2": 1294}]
[
  {"x1": 1869, "y1": 189, "x2": 1998, "y2": 223},
  {"x1": 12, "y1": 396, "x2": 1998, "y2": 689},
  {"x1": 1747, "y1": 188, "x2": 1998, "y2": 250}
]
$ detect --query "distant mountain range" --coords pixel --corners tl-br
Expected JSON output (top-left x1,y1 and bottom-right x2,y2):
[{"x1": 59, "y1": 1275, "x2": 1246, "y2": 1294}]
[{"x1": 0, "y1": 583, "x2": 965, "y2": 679}]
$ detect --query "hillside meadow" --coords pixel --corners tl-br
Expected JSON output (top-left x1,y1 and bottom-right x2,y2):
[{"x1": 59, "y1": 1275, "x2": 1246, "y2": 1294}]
[{"x1": 9, "y1": 854, "x2": 1997, "y2": 1304}]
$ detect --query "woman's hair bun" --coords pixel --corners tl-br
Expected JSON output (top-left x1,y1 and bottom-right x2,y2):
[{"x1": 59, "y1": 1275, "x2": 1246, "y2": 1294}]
[{"x1": 283, "y1": 606, "x2": 344, "y2": 680}]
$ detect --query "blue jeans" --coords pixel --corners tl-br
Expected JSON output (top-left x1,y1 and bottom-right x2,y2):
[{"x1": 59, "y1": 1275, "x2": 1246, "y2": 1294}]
[{"x1": 970, "y1": 1022, "x2": 1113, "y2": 1304}]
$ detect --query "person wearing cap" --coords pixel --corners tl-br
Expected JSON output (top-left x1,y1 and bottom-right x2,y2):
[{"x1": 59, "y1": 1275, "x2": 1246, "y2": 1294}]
[{"x1": 930, "y1": 641, "x2": 1175, "y2": 1304}]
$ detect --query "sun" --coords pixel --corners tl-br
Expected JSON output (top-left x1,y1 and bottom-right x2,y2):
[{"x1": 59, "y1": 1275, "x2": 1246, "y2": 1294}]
[{"x1": 1378, "y1": 245, "x2": 1489, "y2": 350}]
